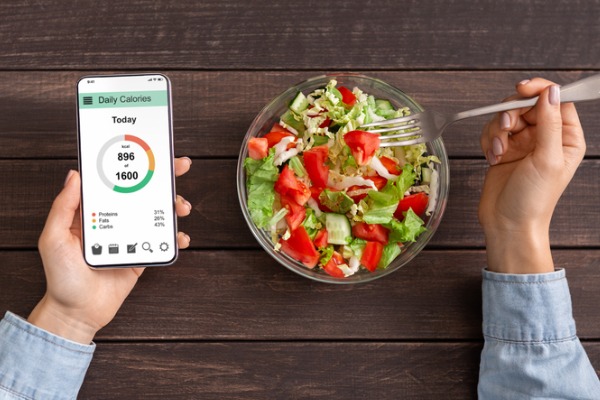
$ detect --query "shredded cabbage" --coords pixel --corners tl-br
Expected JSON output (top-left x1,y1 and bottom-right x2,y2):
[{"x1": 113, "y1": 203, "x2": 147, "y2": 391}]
[
  {"x1": 425, "y1": 169, "x2": 439, "y2": 216},
  {"x1": 327, "y1": 172, "x2": 377, "y2": 191},
  {"x1": 369, "y1": 156, "x2": 399, "y2": 180}
]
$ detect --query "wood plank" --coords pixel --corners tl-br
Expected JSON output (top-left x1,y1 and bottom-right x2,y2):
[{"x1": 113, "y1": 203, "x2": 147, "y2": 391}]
[
  {"x1": 79, "y1": 342, "x2": 600, "y2": 399},
  {"x1": 0, "y1": 71, "x2": 599, "y2": 159},
  {"x1": 1, "y1": 1, "x2": 599, "y2": 70},
  {"x1": 80, "y1": 342, "x2": 483, "y2": 399},
  {"x1": 2, "y1": 250, "x2": 599, "y2": 340},
  {"x1": 1, "y1": 159, "x2": 599, "y2": 249}
]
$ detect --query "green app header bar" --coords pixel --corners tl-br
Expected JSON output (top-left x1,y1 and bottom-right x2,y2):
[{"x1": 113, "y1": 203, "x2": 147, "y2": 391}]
[{"x1": 79, "y1": 90, "x2": 168, "y2": 109}]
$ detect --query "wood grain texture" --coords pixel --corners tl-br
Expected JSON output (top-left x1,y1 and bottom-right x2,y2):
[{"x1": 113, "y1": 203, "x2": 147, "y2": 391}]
[
  {"x1": 2, "y1": 159, "x2": 599, "y2": 249},
  {"x1": 80, "y1": 342, "x2": 482, "y2": 399},
  {"x1": 2, "y1": 250, "x2": 599, "y2": 340},
  {"x1": 78, "y1": 342, "x2": 600, "y2": 399},
  {"x1": 1, "y1": 1, "x2": 599, "y2": 396},
  {"x1": 0, "y1": 71, "x2": 599, "y2": 159},
  {"x1": 1, "y1": 1, "x2": 599, "y2": 70}
]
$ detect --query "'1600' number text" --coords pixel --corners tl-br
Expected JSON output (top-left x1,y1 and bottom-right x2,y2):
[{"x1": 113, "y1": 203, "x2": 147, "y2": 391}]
[{"x1": 115, "y1": 171, "x2": 138, "y2": 180}]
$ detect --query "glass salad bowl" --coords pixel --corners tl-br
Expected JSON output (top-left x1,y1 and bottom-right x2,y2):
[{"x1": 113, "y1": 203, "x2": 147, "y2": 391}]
[{"x1": 237, "y1": 74, "x2": 449, "y2": 284}]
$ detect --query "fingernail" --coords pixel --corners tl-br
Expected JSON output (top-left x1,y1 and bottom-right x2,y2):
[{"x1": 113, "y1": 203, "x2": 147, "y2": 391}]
[
  {"x1": 492, "y1": 137, "x2": 504, "y2": 157},
  {"x1": 518, "y1": 79, "x2": 530, "y2": 86},
  {"x1": 500, "y1": 112, "x2": 511, "y2": 130},
  {"x1": 64, "y1": 170, "x2": 76, "y2": 186},
  {"x1": 185, "y1": 234, "x2": 191, "y2": 243},
  {"x1": 549, "y1": 85, "x2": 560, "y2": 105},
  {"x1": 487, "y1": 150, "x2": 498, "y2": 166},
  {"x1": 184, "y1": 157, "x2": 192, "y2": 165},
  {"x1": 185, "y1": 200, "x2": 192, "y2": 211}
]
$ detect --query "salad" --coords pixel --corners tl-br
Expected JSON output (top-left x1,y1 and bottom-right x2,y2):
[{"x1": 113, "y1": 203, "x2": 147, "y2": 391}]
[{"x1": 244, "y1": 79, "x2": 440, "y2": 278}]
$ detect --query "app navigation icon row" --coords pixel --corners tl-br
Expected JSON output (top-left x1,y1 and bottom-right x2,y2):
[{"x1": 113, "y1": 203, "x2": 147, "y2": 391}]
[{"x1": 91, "y1": 241, "x2": 169, "y2": 255}]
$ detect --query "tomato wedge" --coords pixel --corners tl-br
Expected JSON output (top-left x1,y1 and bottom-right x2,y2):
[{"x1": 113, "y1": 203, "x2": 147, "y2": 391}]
[
  {"x1": 248, "y1": 137, "x2": 268, "y2": 160},
  {"x1": 323, "y1": 251, "x2": 346, "y2": 278},
  {"x1": 380, "y1": 156, "x2": 400, "y2": 175},
  {"x1": 338, "y1": 86, "x2": 356, "y2": 107},
  {"x1": 319, "y1": 117, "x2": 331, "y2": 128},
  {"x1": 368, "y1": 176, "x2": 388, "y2": 190},
  {"x1": 394, "y1": 192, "x2": 429, "y2": 220},
  {"x1": 280, "y1": 194, "x2": 306, "y2": 232},
  {"x1": 313, "y1": 228, "x2": 328, "y2": 248},
  {"x1": 343, "y1": 130, "x2": 380, "y2": 166},
  {"x1": 270, "y1": 123, "x2": 293, "y2": 134},
  {"x1": 274, "y1": 165, "x2": 311, "y2": 206},
  {"x1": 310, "y1": 186, "x2": 324, "y2": 202},
  {"x1": 347, "y1": 176, "x2": 387, "y2": 203},
  {"x1": 280, "y1": 225, "x2": 320, "y2": 268},
  {"x1": 352, "y1": 222, "x2": 389, "y2": 245},
  {"x1": 361, "y1": 241, "x2": 384, "y2": 272},
  {"x1": 303, "y1": 145, "x2": 330, "y2": 188},
  {"x1": 264, "y1": 131, "x2": 294, "y2": 148}
]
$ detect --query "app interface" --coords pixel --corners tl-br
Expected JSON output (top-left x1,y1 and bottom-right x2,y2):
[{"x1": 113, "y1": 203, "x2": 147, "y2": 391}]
[{"x1": 78, "y1": 75, "x2": 176, "y2": 266}]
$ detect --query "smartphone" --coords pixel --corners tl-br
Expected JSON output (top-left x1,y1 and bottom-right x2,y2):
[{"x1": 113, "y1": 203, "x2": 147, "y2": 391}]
[{"x1": 76, "y1": 74, "x2": 177, "y2": 268}]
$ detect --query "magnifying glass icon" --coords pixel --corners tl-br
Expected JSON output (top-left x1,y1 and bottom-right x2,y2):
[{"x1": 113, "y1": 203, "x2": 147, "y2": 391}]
[{"x1": 142, "y1": 242, "x2": 153, "y2": 253}]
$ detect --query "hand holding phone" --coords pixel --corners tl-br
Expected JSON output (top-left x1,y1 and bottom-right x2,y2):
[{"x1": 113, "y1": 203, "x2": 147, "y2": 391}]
[
  {"x1": 28, "y1": 158, "x2": 192, "y2": 343},
  {"x1": 77, "y1": 74, "x2": 178, "y2": 268}
]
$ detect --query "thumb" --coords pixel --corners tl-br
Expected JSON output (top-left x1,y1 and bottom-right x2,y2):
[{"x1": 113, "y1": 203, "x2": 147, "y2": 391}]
[
  {"x1": 43, "y1": 170, "x2": 81, "y2": 235},
  {"x1": 534, "y1": 85, "x2": 563, "y2": 159}
]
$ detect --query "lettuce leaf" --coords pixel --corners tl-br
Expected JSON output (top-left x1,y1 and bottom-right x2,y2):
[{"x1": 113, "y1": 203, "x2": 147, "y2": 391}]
[
  {"x1": 361, "y1": 186, "x2": 400, "y2": 224},
  {"x1": 244, "y1": 149, "x2": 279, "y2": 229},
  {"x1": 319, "y1": 189, "x2": 354, "y2": 214},
  {"x1": 302, "y1": 208, "x2": 322, "y2": 239},
  {"x1": 395, "y1": 164, "x2": 417, "y2": 195},
  {"x1": 348, "y1": 238, "x2": 367, "y2": 260},
  {"x1": 318, "y1": 245, "x2": 335, "y2": 267},
  {"x1": 377, "y1": 243, "x2": 403, "y2": 269},
  {"x1": 362, "y1": 164, "x2": 417, "y2": 224},
  {"x1": 386, "y1": 209, "x2": 427, "y2": 243}
]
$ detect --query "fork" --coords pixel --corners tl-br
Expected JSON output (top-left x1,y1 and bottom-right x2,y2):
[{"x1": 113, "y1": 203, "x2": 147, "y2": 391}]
[{"x1": 361, "y1": 73, "x2": 600, "y2": 147}]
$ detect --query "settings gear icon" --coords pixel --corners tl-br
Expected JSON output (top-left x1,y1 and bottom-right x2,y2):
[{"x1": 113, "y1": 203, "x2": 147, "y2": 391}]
[{"x1": 159, "y1": 242, "x2": 169, "y2": 252}]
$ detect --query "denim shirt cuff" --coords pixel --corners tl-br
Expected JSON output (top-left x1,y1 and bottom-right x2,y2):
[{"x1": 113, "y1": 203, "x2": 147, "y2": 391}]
[
  {"x1": 0, "y1": 311, "x2": 95, "y2": 400},
  {"x1": 482, "y1": 268, "x2": 576, "y2": 343}
]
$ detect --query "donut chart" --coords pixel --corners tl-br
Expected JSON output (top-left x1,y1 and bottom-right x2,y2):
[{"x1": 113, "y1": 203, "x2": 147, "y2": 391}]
[{"x1": 97, "y1": 134, "x2": 155, "y2": 193}]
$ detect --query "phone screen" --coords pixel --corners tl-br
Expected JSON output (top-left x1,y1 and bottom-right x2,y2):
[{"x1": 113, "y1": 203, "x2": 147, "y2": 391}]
[{"x1": 77, "y1": 74, "x2": 177, "y2": 267}]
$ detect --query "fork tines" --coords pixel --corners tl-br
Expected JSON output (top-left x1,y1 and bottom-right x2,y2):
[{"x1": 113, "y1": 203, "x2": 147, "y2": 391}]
[
  {"x1": 360, "y1": 117, "x2": 423, "y2": 147},
  {"x1": 361, "y1": 114, "x2": 416, "y2": 129},
  {"x1": 378, "y1": 129, "x2": 424, "y2": 147},
  {"x1": 364, "y1": 120, "x2": 419, "y2": 134}
]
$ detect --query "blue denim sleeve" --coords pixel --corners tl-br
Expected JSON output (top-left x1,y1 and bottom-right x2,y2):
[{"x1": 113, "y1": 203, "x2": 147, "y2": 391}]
[
  {"x1": 0, "y1": 311, "x2": 95, "y2": 400},
  {"x1": 478, "y1": 269, "x2": 600, "y2": 399}
]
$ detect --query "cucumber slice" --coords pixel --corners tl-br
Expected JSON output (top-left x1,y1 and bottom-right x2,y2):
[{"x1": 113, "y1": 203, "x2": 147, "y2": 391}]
[
  {"x1": 280, "y1": 110, "x2": 305, "y2": 134},
  {"x1": 375, "y1": 99, "x2": 394, "y2": 111},
  {"x1": 313, "y1": 135, "x2": 329, "y2": 146},
  {"x1": 325, "y1": 213, "x2": 352, "y2": 245},
  {"x1": 421, "y1": 167, "x2": 432, "y2": 184},
  {"x1": 289, "y1": 92, "x2": 309, "y2": 114}
]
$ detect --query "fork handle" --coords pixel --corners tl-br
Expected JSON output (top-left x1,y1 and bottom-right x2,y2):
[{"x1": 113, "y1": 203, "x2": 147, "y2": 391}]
[{"x1": 453, "y1": 73, "x2": 600, "y2": 122}]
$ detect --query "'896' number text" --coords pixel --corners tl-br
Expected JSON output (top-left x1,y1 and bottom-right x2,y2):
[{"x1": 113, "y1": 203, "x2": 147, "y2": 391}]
[{"x1": 117, "y1": 152, "x2": 135, "y2": 161}]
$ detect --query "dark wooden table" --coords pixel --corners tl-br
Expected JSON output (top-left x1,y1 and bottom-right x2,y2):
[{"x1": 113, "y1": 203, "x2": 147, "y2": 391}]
[{"x1": 1, "y1": 1, "x2": 599, "y2": 398}]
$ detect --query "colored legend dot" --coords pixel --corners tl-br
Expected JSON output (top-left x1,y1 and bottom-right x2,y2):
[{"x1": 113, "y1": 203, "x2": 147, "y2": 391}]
[
  {"x1": 92, "y1": 226, "x2": 97, "y2": 230},
  {"x1": 92, "y1": 212, "x2": 96, "y2": 216},
  {"x1": 92, "y1": 219, "x2": 96, "y2": 223}
]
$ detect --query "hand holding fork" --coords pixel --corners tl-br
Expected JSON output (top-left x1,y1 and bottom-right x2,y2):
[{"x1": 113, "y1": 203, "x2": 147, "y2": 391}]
[{"x1": 361, "y1": 73, "x2": 600, "y2": 148}]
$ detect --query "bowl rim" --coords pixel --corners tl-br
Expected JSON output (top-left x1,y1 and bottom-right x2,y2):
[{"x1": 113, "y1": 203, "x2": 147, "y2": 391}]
[{"x1": 237, "y1": 73, "x2": 449, "y2": 284}]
